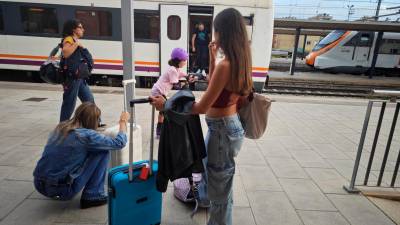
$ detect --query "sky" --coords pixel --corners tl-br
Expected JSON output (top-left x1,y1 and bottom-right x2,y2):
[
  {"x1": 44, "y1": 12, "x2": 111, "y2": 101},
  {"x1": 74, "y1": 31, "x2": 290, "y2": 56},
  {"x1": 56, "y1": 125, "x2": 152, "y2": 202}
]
[{"x1": 274, "y1": 0, "x2": 400, "y2": 21}]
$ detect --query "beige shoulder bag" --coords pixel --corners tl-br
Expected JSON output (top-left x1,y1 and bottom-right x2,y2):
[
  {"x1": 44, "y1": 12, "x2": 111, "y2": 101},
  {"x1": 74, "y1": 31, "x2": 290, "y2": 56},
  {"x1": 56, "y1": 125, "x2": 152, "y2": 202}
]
[{"x1": 238, "y1": 92, "x2": 272, "y2": 139}]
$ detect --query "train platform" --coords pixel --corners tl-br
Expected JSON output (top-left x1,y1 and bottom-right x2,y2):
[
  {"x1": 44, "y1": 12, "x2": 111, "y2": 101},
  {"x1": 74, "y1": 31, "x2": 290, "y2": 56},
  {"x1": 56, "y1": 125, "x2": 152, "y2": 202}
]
[{"x1": 0, "y1": 81, "x2": 399, "y2": 225}]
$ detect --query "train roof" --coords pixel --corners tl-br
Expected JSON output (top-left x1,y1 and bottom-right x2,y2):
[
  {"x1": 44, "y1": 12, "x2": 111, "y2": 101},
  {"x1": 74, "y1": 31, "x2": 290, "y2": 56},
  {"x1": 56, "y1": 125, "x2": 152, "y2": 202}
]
[
  {"x1": 142, "y1": 0, "x2": 271, "y2": 8},
  {"x1": 383, "y1": 32, "x2": 400, "y2": 39},
  {"x1": 1, "y1": 0, "x2": 271, "y2": 9}
]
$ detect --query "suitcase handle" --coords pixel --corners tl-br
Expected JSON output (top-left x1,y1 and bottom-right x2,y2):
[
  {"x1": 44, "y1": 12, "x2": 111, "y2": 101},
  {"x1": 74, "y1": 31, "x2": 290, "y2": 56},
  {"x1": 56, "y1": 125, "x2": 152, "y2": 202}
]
[
  {"x1": 122, "y1": 79, "x2": 136, "y2": 112},
  {"x1": 128, "y1": 103, "x2": 156, "y2": 182},
  {"x1": 122, "y1": 79, "x2": 155, "y2": 181},
  {"x1": 129, "y1": 98, "x2": 151, "y2": 107}
]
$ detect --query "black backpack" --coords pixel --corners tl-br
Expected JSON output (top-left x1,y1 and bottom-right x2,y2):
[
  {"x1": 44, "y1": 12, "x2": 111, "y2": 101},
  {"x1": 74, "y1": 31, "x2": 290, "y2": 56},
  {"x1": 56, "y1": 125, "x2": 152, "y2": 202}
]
[
  {"x1": 39, "y1": 44, "x2": 65, "y2": 84},
  {"x1": 59, "y1": 38, "x2": 94, "y2": 80}
]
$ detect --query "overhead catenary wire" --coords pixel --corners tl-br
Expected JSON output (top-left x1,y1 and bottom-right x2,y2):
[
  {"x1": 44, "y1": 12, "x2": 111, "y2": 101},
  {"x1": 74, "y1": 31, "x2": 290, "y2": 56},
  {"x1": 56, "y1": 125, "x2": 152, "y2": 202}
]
[{"x1": 274, "y1": 0, "x2": 400, "y2": 20}]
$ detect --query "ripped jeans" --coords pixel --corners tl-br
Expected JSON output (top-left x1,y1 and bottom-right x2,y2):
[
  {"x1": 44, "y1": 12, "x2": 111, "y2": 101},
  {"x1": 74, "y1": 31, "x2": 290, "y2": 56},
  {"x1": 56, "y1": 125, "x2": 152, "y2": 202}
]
[{"x1": 204, "y1": 114, "x2": 244, "y2": 225}]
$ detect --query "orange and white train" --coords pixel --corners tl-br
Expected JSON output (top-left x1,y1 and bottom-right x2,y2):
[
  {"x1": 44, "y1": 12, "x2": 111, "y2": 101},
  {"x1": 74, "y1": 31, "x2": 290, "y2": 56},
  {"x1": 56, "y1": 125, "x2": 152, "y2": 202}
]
[{"x1": 306, "y1": 30, "x2": 400, "y2": 75}]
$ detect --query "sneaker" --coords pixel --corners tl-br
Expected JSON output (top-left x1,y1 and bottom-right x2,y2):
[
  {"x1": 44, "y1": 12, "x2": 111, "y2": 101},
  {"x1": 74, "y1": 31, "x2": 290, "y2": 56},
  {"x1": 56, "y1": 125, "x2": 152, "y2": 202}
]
[
  {"x1": 156, "y1": 122, "x2": 162, "y2": 137},
  {"x1": 193, "y1": 183, "x2": 211, "y2": 208},
  {"x1": 80, "y1": 197, "x2": 108, "y2": 209}
]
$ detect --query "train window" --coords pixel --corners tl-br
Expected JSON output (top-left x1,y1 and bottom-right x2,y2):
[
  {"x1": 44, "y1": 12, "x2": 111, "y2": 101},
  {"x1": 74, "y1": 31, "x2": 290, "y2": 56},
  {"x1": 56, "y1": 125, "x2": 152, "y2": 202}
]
[
  {"x1": 379, "y1": 39, "x2": 400, "y2": 55},
  {"x1": 0, "y1": 6, "x2": 3, "y2": 32},
  {"x1": 21, "y1": 6, "x2": 59, "y2": 34},
  {"x1": 167, "y1": 16, "x2": 181, "y2": 40},
  {"x1": 344, "y1": 32, "x2": 374, "y2": 47},
  {"x1": 358, "y1": 33, "x2": 373, "y2": 47},
  {"x1": 344, "y1": 34, "x2": 358, "y2": 46},
  {"x1": 75, "y1": 10, "x2": 112, "y2": 37},
  {"x1": 134, "y1": 10, "x2": 160, "y2": 42},
  {"x1": 243, "y1": 16, "x2": 253, "y2": 26},
  {"x1": 243, "y1": 16, "x2": 254, "y2": 41},
  {"x1": 319, "y1": 30, "x2": 345, "y2": 45},
  {"x1": 312, "y1": 30, "x2": 345, "y2": 51}
]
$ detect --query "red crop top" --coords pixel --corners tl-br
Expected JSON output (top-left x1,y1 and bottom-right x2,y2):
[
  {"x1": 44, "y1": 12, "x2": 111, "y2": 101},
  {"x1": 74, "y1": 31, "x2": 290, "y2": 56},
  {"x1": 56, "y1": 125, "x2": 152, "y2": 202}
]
[{"x1": 211, "y1": 88, "x2": 238, "y2": 108}]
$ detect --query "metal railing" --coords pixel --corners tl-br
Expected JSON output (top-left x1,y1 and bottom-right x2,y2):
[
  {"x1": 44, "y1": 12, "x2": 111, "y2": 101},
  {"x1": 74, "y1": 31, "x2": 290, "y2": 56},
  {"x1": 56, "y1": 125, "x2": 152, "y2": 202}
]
[{"x1": 344, "y1": 90, "x2": 400, "y2": 193}]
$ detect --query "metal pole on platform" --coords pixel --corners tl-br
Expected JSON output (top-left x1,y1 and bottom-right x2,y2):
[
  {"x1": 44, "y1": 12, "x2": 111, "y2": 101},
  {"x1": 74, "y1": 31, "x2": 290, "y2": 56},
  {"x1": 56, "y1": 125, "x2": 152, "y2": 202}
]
[
  {"x1": 121, "y1": 0, "x2": 135, "y2": 107},
  {"x1": 290, "y1": 28, "x2": 300, "y2": 75},
  {"x1": 364, "y1": 102, "x2": 386, "y2": 185},
  {"x1": 344, "y1": 101, "x2": 373, "y2": 193},
  {"x1": 391, "y1": 147, "x2": 400, "y2": 187},
  {"x1": 377, "y1": 103, "x2": 400, "y2": 186},
  {"x1": 301, "y1": 34, "x2": 307, "y2": 60},
  {"x1": 369, "y1": 31, "x2": 383, "y2": 79}
]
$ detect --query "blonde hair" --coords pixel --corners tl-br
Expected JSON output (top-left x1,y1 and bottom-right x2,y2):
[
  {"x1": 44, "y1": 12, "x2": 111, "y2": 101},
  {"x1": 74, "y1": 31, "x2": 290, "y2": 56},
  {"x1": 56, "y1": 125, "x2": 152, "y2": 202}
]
[{"x1": 55, "y1": 102, "x2": 101, "y2": 142}]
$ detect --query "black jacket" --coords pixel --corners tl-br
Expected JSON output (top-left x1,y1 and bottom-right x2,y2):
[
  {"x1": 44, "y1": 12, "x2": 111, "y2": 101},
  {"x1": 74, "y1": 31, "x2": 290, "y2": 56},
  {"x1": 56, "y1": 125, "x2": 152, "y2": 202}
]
[
  {"x1": 156, "y1": 90, "x2": 206, "y2": 192},
  {"x1": 60, "y1": 42, "x2": 94, "y2": 81}
]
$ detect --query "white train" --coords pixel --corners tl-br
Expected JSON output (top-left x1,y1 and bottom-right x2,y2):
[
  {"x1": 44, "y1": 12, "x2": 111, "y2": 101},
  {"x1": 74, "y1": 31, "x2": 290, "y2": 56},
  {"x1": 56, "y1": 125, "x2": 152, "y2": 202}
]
[
  {"x1": 0, "y1": 0, "x2": 273, "y2": 90},
  {"x1": 306, "y1": 30, "x2": 400, "y2": 75}
]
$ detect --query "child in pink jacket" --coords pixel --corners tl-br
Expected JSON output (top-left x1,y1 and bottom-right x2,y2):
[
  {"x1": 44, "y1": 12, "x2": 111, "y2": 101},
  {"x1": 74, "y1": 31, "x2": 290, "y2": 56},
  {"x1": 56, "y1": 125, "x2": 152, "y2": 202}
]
[{"x1": 151, "y1": 48, "x2": 189, "y2": 137}]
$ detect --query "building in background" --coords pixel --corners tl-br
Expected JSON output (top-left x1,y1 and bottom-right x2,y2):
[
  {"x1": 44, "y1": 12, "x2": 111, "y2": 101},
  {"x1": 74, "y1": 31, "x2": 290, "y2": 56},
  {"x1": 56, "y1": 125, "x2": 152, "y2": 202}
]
[
  {"x1": 309, "y1": 13, "x2": 333, "y2": 20},
  {"x1": 272, "y1": 34, "x2": 322, "y2": 56}
]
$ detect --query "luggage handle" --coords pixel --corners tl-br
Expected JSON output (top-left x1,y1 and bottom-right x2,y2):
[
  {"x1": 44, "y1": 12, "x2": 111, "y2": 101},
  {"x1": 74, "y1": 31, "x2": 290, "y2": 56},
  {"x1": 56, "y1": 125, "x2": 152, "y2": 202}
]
[
  {"x1": 128, "y1": 104, "x2": 156, "y2": 181},
  {"x1": 130, "y1": 98, "x2": 151, "y2": 106},
  {"x1": 122, "y1": 79, "x2": 136, "y2": 112},
  {"x1": 124, "y1": 83, "x2": 155, "y2": 181},
  {"x1": 122, "y1": 79, "x2": 140, "y2": 182}
]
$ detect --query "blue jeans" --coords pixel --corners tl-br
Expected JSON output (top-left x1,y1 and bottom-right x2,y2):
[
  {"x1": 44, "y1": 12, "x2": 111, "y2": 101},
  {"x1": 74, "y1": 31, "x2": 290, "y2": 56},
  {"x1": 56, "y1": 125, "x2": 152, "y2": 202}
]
[
  {"x1": 60, "y1": 79, "x2": 94, "y2": 122},
  {"x1": 195, "y1": 44, "x2": 209, "y2": 72},
  {"x1": 34, "y1": 151, "x2": 109, "y2": 201},
  {"x1": 204, "y1": 114, "x2": 244, "y2": 225}
]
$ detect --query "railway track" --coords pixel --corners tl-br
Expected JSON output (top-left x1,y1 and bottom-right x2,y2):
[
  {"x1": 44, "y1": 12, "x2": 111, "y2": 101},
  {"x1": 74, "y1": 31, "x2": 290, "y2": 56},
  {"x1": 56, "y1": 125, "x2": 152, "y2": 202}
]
[
  {"x1": 263, "y1": 80, "x2": 400, "y2": 98},
  {"x1": 1, "y1": 69, "x2": 398, "y2": 98}
]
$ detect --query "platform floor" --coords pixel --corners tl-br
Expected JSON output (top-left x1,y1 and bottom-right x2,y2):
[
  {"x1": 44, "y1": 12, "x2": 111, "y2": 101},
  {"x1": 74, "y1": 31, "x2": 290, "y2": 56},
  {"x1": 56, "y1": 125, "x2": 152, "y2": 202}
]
[{"x1": 0, "y1": 81, "x2": 399, "y2": 225}]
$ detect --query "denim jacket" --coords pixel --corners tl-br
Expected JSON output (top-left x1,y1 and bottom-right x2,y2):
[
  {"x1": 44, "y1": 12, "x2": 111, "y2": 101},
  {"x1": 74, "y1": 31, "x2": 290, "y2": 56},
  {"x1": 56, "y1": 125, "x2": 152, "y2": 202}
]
[{"x1": 33, "y1": 128, "x2": 127, "y2": 185}]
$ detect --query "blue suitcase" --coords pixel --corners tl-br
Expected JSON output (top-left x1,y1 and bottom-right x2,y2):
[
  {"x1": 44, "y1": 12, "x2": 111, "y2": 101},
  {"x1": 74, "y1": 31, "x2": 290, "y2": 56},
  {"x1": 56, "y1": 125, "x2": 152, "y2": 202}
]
[{"x1": 108, "y1": 98, "x2": 162, "y2": 225}]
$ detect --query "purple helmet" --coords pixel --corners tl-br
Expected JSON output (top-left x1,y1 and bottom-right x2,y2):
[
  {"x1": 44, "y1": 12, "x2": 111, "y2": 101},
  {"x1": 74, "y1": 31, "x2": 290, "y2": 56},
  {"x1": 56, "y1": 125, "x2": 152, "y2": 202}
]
[{"x1": 171, "y1": 48, "x2": 188, "y2": 61}]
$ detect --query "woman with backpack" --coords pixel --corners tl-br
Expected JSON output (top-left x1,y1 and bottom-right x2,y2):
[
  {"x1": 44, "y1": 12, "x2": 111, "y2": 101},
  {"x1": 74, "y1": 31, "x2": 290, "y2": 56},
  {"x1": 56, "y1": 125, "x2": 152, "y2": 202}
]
[
  {"x1": 151, "y1": 8, "x2": 252, "y2": 225},
  {"x1": 59, "y1": 19, "x2": 103, "y2": 126}
]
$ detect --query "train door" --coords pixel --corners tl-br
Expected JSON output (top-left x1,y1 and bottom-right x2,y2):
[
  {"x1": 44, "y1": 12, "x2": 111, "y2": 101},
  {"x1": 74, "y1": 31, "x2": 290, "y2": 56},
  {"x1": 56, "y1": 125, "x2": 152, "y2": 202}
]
[
  {"x1": 337, "y1": 32, "x2": 357, "y2": 63},
  {"x1": 354, "y1": 32, "x2": 374, "y2": 67},
  {"x1": 188, "y1": 6, "x2": 213, "y2": 73},
  {"x1": 160, "y1": 4, "x2": 188, "y2": 76}
]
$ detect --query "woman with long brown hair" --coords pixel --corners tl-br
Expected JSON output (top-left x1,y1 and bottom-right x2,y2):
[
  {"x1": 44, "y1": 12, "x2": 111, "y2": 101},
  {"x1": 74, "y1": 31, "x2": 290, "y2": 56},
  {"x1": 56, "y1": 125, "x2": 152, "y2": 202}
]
[
  {"x1": 151, "y1": 8, "x2": 252, "y2": 225},
  {"x1": 33, "y1": 103, "x2": 129, "y2": 209}
]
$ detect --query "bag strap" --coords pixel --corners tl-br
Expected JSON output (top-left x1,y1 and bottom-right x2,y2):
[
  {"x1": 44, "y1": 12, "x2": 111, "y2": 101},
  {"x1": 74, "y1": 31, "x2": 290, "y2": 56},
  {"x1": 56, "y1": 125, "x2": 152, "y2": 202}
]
[
  {"x1": 188, "y1": 177, "x2": 199, "y2": 218},
  {"x1": 59, "y1": 38, "x2": 67, "y2": 60},
  {"x1": 48, "y1": 43, "x2": 62, "y2": 59},
  {"x1": 243, "y1": 87, "x2": 255, "y2": 103}
]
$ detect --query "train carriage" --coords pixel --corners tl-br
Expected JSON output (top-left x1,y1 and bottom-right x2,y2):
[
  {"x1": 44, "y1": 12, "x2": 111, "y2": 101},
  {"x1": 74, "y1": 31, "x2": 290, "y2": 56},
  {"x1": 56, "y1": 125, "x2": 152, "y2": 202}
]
[
  {"x1": 306, "y1": 30, "x2": 400, "y2": 75},
  {"x1": 0, "y1": 0, "x2": 273, "y2": 90}
]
